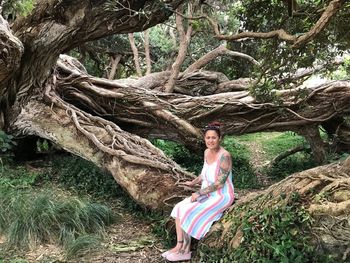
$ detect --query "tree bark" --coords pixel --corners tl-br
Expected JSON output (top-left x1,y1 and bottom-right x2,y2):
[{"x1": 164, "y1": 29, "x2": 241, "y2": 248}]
[
  {"x1": 128, "y1": 33, "x2": 142, "y2": 77},
  {"x1": 205, "y1": 0, "x2": 347, "y2": 48},
  {"x1": 50, "y1": 60, "x2": 350, "y2": 144},
  {"x1": 184, "y1": 45, "x2": 259, "y2": 75},
  {"x1": 3, "y1": 0, "x2": 185, "y2": 115},
  {"x1": 164, "y1": 4, "x2": 193, "y2": 93},
  {"x1": 269, "y1": 145, "x2": 309, "y2": 167},
  {"x1": 10, "y1": 92, "x2": 194, "y2": 211},
  {"x1": 0, "y1": 15, "x2": 23, "y2": 118},
  {"x1": 108, "y1": 54, "x2": 122, "y2": 80},
  {"x1": 297, "y1": 125, "x2": 327, "y2": 164},
  {"x1": 144, "y1": 29, "x2": 152, "y2": 75}
]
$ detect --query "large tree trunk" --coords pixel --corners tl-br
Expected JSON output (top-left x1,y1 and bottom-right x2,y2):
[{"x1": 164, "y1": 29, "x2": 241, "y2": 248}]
[
  {"x1": 1, "y1": 0, "x2": 194, "y2": 211},
  {"x1": 198, "y1": 157, "x2": 350, "y2": 261},
  {"x1": 1, "y1": 0, "x2": 350, "y2": 211},
  {"x1": 10, "y1": 98, "x2": 194, "y2": 211}
]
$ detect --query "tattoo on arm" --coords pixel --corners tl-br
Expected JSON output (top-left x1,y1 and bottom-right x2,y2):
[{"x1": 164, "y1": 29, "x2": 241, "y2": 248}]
[
  {"x1": 218, "y1": 154, "x2": 231, "y2": 185},
  {"x1": 198, "y1": 154, "x2": 231, "y2": 195},
  {"x1": 198, "y1": 184, "x2": 217, "y2": 195}
]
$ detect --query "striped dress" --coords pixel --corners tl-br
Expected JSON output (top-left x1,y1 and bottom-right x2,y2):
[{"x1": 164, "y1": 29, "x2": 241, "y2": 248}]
[{"x1": 171, "y1": 151, "x2": 235, "y2": 240}]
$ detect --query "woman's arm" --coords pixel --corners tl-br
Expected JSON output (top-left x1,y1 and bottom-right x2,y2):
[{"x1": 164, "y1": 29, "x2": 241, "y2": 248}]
[
  {"x1": 182, "y1": 175, "x2": 202, "y2": 186},
  {"x1": 196, "y1": 153, "x2": 231, "y2": 196},
  {"x1": 192, "y1": 176, "x2": 202, "y2": 185}
]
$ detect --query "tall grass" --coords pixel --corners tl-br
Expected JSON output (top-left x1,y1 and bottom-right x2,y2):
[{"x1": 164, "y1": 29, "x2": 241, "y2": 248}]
[
  {"x1": 65, "y1": 235, "x2": 102, "y2": 259},
  {"x1": 0, "y1": 185, "x2": 115, "y2": 257}
]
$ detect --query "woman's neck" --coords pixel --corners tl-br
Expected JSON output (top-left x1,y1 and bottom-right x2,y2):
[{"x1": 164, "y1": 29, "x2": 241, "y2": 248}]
[{"x1": 208, "y1": 146, "x2": 221, "y2": 154}]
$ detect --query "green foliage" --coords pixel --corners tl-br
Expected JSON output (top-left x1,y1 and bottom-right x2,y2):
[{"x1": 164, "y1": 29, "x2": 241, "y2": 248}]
[
  {"x1": 0, "y1": 157, "x2": 116, "y2": 260},
  {"x1": 221, "y1": 137, "x2": 258, "y2": 189},
  {"x1": 40, "y1": 155, "x2": 121, "y2": 199},
  {"x1": 239, "y1": 132, "x2": 316, "y2": 180},
  {"x1": 328, "y1": 55, "x2": 350, "y2": 80},
  {"x1": 152, "y1": 139, "x2": 203, "y2": 174},
  {"x1": 2, "y1": 0, "x2": 34, "y2": 18},
  {"x1": 0, "y1": 259, "x2": 27, "y2": 263},
  {"x1": 249, "y1": 78, "x2": 278, "y2": 103},
  {"x1": 261, "y1": 132, "x2": 306, "y2": 159},
  {"x1": 39, "y1": 155, "x2": 150, "y2": 214},
  {"x1": 36, "y1": 139, "x2": 50, "y2": 153},
  {"x1": 0, "y1": 130, "x2": 16, "y2": 153},
  {"x1": 265, "y1": 154, "x2": 316, "y2": 180},
  {"x1": 198, "y1": 193, "x2": 317, "y2": 262},
  {"x1": 225, "y1": 0, "x2": 348, "y2": 91},
  {"x1": 262, "y1": 132, "x2": 316, "y2": 179},
  {"x1": 153, "y1": 138, "x2": 258, "y2": 189},
  {"x1": 149, "y1": 214, "x2": 176, "y2": 248},
  {"x1": 0, "y1": 163, "x2": 39, "y2": 187}
]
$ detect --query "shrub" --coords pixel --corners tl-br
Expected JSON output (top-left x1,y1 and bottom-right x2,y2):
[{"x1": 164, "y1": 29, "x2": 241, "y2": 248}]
[
  {"x1": 152, "y1": 139, "x2": 202, "y2": 174},
  {"x1": 0, "y1": 130, "x2": 16, "y2": 153},
  {"x1": 153, "y1": 138, "x2": 258, "y2": 189}
]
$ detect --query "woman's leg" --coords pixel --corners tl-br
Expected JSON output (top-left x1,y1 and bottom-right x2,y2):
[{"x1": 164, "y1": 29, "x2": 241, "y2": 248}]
[
  {"x1": 180, "y1": 229, "x2": 191, "y2": 253},
  {"x1": 170, "y1": 217, "x2": 184, "y2": 252},
  {"x1": 165, "y1": 228, "x2": 192, "y2": 261}
]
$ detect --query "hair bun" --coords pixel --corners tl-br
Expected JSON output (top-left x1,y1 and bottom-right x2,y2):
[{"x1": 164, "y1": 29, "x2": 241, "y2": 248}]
[{"x1": 207, "y1": 121, "x2": 221, "y2": 128}]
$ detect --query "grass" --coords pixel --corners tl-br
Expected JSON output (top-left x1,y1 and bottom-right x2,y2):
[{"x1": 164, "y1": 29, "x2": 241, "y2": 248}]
[
  {"x1": 0, "y1": 161, "x2": 116, "y2": 260},
  {"x1": 237, "y1": 131, "x2": 307, "y2": 159},
  {"x1": 65, "y1": 235, "x2": 102, "y2": 260},
  {"x1": 0, "y1": 187, "x2": 115, "y2": 249},
  {"x1": 237, "y1": 132, "x2": 317, "y2": 180},
  {"x1": 261, "y1": 132, "x2": 307, "y2": 159}
]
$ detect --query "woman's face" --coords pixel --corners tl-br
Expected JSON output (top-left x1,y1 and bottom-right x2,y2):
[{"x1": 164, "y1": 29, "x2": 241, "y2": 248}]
[{"x1": 204, "y1": 130, "x2": 220, "y2": 150}]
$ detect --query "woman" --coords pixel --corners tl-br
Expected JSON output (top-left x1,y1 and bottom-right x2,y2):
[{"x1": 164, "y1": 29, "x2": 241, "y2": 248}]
[{"x1": 162, "y1": 122, "x2": 235, "y2": 262}]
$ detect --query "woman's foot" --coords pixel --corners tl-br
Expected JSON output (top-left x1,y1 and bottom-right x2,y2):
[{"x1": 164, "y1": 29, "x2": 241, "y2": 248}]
[
  {"x1": 161, "y1": 250, "x2": 172, "y2": 258},
  {"x1": 161, "y1": 241, "x2": 183, "y2": 258},
  {"x1": 166, "y1": 251, "x2": 191, "y2": 262}
]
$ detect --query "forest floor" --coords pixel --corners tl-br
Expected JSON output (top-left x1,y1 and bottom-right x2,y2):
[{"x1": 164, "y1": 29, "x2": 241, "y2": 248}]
[{"x1": 2, "y1": 197, "x2": 168, "y2": 263}]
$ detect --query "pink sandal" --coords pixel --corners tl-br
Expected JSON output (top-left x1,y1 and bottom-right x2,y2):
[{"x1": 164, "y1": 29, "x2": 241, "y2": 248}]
[
  {"x1": 162, "y1": 240, "x2": 184, "y2": 259},
  {"x1": 161, "y1": 250, "x2": 171, "y2": 258},
  {"x1": 166, "y1": 251, "x2": 191, "y2": 261}
]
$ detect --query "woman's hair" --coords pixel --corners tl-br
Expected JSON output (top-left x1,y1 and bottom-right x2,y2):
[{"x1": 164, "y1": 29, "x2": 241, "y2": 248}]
[{"x1": 204, "y1": 121, "x2": 222, "y2": 137}]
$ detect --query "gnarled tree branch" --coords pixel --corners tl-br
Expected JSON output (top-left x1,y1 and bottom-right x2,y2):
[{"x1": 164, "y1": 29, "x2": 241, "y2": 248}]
[{"x1": 204, "y1": 0, "x2": 346, "y2": 49}]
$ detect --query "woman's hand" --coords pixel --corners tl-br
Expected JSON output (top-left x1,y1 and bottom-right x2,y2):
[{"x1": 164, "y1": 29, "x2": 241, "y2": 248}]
[
  {"x1": 182, "y1": 181, "x2": 193, "y2": 186},
  {"x1": 191, "y1": 192, "x2": 200, "y2": 202}
]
